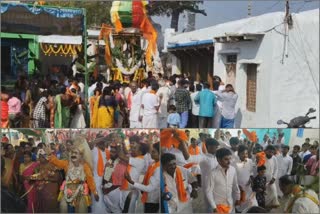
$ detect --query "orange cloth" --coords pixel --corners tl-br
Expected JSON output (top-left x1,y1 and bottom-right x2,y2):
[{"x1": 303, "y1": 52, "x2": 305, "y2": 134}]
[
  {"x1": 127, "y1": 91, "x2": 132, "y2": 110},
  {"x1": 183, "y1": 162, "x2": 197, "y2": 169},
  {"x1": 140, "y1": 16, "x2": 157, "y2": 66},
  {"x1": 256, "y1": 151, "x2": 266, "y2": 167},
  {"x1": 97, "y1": 148, "x2": 104, "y2": 177},
  {"x1": 188, "y1": 145, "x2": 200, "y2": 155},
  {"x1": 120, "y1": 155, "x2": 144, "y2": 190},
  {"x1": 216, "y1": 204, "x2": 231, "y2": 213},
  {"x1": 105, "y1": 149, "x2": 110, "y2": 160},
  {"x1": 175, "y1": 167, "x2": 188, "y2": 202},
  {"x1": 99, "y1": 24, "x2": 113, "y2": 66},
  {"x1": 242, "y1": 129, "x2": 258, "y2": 143},
  {"x1": 240, "y1": 189, "x2": 246, "y2": 203},
  {"x1": 141, "y1": 161, "x2": 160, "y2": 203},
  {"x1": 160, "y1": 129, "x2": 188, "y2": 149}
]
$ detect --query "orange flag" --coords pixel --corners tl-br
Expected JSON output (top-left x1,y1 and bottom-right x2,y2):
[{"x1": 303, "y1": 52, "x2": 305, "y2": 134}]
[
  {"x1": 140, "y1": 16, "x2": 157, "y2": 66},
  {"x1": 99, "y1": 24, "x2": 113, "y2": 66}
]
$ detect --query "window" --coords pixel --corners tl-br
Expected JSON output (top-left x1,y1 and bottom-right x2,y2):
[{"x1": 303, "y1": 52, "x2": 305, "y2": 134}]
[
  {"x1": 226, "y1": 54, "x2": 237, "y2": 64},
  {"x1": 246, "y1": 64, "x2": 257, "y2": 112}
]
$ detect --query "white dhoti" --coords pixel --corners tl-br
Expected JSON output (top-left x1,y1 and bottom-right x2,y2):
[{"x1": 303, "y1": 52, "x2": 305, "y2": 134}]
[
  {"x1": 265, "y1": 183, "x2": 279, "y2": 207},
  {"x1": 142, "y1": 114, "x2": 158, "y2": 128},
  {"x1": 91, "y1": 176, "x2": 106, "y2": 214},
  {"x1": 129, "y1": 120, "x2": 142, "y2": 128},
  {"x1": 103, "y1": 188, "x2": 123, "y2": 213},
  {"x1": 236, "y1": 185, "x2": 258, "y2": 212}
]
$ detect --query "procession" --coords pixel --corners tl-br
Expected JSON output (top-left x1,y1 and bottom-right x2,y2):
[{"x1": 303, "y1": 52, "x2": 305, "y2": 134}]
[
  {"x1": 1, "y1": 0, "x2": 320, "y2": 214},
  {"x1": 1, "y1": 128, "x2": 160, "y2": 213},
  {"x1": 160, "y1": 128, "x2": 319, "y2": 213}
]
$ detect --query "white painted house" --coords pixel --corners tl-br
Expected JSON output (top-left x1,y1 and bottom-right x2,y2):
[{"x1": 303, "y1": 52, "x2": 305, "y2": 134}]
[{"x1": 166, "y1": 9, "x2": 319, "y2": 128}]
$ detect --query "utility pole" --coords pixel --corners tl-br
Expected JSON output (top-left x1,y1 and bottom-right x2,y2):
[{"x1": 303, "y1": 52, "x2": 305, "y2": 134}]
[
  {"x1": 248, "y1": 0, "x2": 252, "y2": 17},
  {"x1": 281, "y1": 0, "x2": 290, "y2": 64}
]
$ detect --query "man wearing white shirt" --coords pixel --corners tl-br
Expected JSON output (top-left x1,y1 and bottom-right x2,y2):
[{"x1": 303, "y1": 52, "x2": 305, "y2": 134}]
[
  {"x1": 206, "y1": 148, "x2": 241, "y2": 213},
  {"x1": 276, "y1": 145, "x2": 293, "y2": 197},
  {"x1": 128, "y1": 82, "x2": 143, "y2": 128},
  {"x1": 230, "y1": 137, "x2": 240, "y2": 167},
  {"x1": 141, "y1": 82, "x2": 162, "y2": 128},
  {"x1": 235, "y1": 145, "x2": 258, "y2": 212},
  {"x1": 156, "y1": 79, "x2": 171, "y2": 128},
  {"x1": 264, "y1": 145, "x2": 280, "y2": 208},
  {"x1": 162, "y1": 153, "x2": 198, "y2": 214},
  {"x1": 190, "y1": 84, "x2": 201, "y2": 128},
  {"x1": 299, "y1": 143, "x2": 311, "y2": 160},
  {"x1": 215, "y1": 84, "x2": 238, "y2": 128},
  {"x1": 260, "y1": 134, "x2": 270, "y2": 150},
  {"x1": 178, "y1": 138, "x2": 219, "y2": 213}
]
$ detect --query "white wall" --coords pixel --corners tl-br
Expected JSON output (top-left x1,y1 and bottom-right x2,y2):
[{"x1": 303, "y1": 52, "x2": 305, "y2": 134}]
[
  {"x1": 269, "y1": 13, "x2": 319, "y2": 128},
  {"x1": 213, "y1": 34, "x2": 275, "y2": 127},
  {"x1": 288, "y1": 129, "x2": 320, "y2": 148}
]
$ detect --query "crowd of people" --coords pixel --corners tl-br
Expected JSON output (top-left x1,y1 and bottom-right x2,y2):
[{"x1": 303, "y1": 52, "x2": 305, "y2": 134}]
[
  {"x1": 161, "y1": 129, "x2": 319, "y2": 213},
  {"x1": 1, "y1": 130, "x2": 160, "y2": 213},
  {"x1": 0, "y1": 72, "x2": 238, "y2": 129}
]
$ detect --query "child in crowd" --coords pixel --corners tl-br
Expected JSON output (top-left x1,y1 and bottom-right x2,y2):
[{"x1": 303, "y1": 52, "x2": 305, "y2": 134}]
[
  {"x1": 252, "y1": 165, "x2": 267, "y2": 208},
  {"x1": 167, "y1": 105, "x2": 180, "y2": 128}
]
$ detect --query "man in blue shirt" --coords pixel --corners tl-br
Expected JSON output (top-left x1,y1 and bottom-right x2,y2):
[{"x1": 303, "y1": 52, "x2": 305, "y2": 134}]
[{"x1": 194, "y1": 82, "x2": 216, "y2": 128}]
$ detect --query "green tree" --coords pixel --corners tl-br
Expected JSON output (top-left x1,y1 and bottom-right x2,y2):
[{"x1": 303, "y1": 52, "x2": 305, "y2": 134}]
[
  {"x1": 31, "y1": 1, "x2": 112, "y2": 27},
  {"x1": 147, "y1": 1, "x2": 207, "y2": 32}
]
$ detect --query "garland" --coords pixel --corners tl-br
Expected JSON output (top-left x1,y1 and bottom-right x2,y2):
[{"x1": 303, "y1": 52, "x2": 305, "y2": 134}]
[
  {"x1": 40, "y1": 43, "x2": 82, "y2": 56},
  {"x1": 115, "y1": 59, "x2": 141, "y2": 75}
]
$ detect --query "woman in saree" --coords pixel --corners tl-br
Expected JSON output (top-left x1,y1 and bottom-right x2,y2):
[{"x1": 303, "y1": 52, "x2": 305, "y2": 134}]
[
  {"x1": 92, "y1": 86, "x2": 117, "y2": 128},
  {"x1": 19, "y1": 151, "x2": 39, "y2": 213},
  {"x1": 54, "y1": 86, "x2": 74, "y2": 128},
  {"x1": 89, "y1": 88, "x2": 102, "y2": 128},
  {"x1": 34, "y1": 149, "x2": 60, "y2": 213}
]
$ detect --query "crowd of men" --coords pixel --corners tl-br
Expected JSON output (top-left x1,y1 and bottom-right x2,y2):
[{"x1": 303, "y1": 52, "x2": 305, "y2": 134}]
[
  {"x1": 161, "y1": 130, "x2": 319, "y2": 213},
  {"x1": 1, "y1": 72, "x2": 238, "y2": 129},
  {"x1": 1, "y1": 130, "x2": 160, "y2": 213}
]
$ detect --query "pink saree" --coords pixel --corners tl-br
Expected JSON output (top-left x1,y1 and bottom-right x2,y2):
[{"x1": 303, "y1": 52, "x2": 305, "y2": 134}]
[{"x1": 21, "y1": 162, "x2": 39, "y2": 213}]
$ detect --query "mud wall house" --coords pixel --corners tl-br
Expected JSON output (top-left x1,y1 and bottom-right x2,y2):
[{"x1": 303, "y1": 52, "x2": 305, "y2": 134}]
[
  {"x1": 0, "y1": 2, "x2": 84, "y2": 85},
  {"x1": 165, "y1": 9, "x2": 319, "y2": 128}
]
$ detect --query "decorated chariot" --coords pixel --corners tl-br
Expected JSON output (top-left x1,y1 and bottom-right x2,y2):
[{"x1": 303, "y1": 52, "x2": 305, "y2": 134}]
[{"x1": 99, "y1": 1, "x2": 157, "y2": 83}]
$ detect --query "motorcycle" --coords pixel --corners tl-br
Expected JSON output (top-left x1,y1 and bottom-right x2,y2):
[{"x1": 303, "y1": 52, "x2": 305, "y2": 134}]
[{"x1": 277, "y1": 108, "x2": 317, "y2": 128}]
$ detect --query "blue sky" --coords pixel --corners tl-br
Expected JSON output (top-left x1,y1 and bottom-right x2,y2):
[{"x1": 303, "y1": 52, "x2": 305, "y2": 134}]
[{"x1": 152, "y1": 0, "x2": 320, "y2": 32}]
